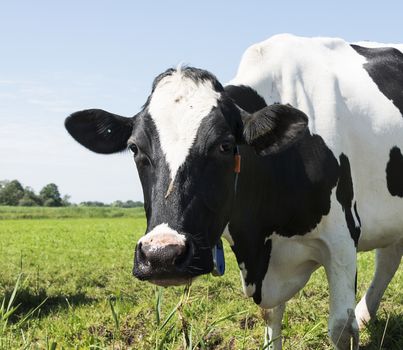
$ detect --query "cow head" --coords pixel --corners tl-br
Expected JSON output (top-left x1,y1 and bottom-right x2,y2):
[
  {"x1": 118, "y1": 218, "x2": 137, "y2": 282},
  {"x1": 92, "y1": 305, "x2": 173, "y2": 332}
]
[{"x1": 65, "y1": 67, "x2": 308, "y2": 286}]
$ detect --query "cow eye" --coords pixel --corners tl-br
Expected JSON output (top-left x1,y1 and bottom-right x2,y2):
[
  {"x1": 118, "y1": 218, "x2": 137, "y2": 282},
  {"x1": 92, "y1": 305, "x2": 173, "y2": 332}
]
[
  {"x1": 219, "y1": 142, "x2": 233, "y2": 154},
  {"x1": 129, "y1": 143, "x2": 138, "y2": 156}
]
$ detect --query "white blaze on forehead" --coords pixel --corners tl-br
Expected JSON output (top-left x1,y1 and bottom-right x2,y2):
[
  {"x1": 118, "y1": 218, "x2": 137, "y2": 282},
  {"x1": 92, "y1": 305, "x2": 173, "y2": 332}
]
[{"x1": 148, "y1": 70, "x2": 221, "y2": 181}]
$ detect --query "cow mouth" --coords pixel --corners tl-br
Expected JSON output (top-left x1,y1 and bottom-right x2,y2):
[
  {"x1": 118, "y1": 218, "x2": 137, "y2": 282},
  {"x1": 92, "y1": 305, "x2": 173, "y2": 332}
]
[
  {"x1": 133, "y1": 240, "x2": 207, "y2": 284},
  {"x1": 150, "y1": 277, "x2": 194, "y2": 287}
]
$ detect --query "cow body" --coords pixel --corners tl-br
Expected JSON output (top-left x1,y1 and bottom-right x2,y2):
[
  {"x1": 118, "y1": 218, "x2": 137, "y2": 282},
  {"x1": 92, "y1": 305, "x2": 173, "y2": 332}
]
[
  {"x1": 225, "y1": 34, "x2": 403, "y2": 348},
  {"x1": 65, "y1": 34, "x2": 403, "y2": 350},
  {"x1": 225, "y1": 34, "x2": 403, "y2": 349}
]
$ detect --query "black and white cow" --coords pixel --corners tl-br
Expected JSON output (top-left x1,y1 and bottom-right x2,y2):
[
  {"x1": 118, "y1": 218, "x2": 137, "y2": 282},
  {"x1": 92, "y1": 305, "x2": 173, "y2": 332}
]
[{"x1": 65, "y1": 34, "x2": 403, "y2": 350}]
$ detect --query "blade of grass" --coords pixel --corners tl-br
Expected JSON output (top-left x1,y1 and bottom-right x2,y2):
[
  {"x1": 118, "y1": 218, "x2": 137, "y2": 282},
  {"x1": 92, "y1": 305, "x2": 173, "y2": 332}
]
[
  {"x1": 16, "y1": 297, "x2": 48, "y2": 327},
  {"x1": 379, "y1": 312, "x2": 390, "y2": 350},
  {"x1": 159, "y1": 301, "x2": 180, "y2": 331},
  {"x1": 1, "y1": 274, "x2": 22, "y2": 332},
  {"x1": 6, "y1": 273, "x2": 22, "y2": 313},
  {"x1": 155, "y1": 286, "x2": 162, "y2": 326},
  {"x1": 192, "y1": 310, "x2": 248, "y2": 349},
  {"x1": 157, "y1": 324, "x2": 175, "y2": 350},
  {"x1": 210, "y1": 310, "x2": 248, "y2": 328},
  {"x1": 108, "y1": 295, "x2": 120, "y2": 331}
]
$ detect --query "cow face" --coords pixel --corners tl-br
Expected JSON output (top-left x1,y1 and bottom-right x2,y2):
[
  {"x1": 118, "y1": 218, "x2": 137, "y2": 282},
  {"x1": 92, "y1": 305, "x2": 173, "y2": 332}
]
[{"x1": 65, "y1": 67, "x2": 308, "y2": 286}]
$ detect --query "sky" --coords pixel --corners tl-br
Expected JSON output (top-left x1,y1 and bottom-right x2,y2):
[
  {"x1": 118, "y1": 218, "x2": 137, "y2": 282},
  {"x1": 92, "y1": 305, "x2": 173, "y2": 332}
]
[{"x1": 1, "y1": 0, "x2": 402, "y2": 203}]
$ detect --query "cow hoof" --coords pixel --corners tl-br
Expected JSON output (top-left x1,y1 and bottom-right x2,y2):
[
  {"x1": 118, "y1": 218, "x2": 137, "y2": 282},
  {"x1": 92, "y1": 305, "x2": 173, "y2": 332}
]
[{"x1": 329, "y1": 310, "x2": 359, "y2": 350}]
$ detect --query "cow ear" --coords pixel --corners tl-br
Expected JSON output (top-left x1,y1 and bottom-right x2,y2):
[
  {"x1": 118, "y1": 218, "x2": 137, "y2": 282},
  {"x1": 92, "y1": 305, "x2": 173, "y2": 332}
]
[
  {"x1": 242, "y1": 104, "x2": 308, "y2": 155},
  {"x1": 65, "y1": 109, "x2": 133, "y2": 154}
]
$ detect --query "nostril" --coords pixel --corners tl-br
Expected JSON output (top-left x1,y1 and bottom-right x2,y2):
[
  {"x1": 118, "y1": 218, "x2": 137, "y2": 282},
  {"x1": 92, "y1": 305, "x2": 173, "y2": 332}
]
[
  {"x1": 173, "y1": 250, "x2": 187, "y2": 267},
  {"x1": 136, "y1": 241, "x2": 147, "y2": 262},
  {"x1": 173, "y1": 241, "x2": 191, "y2": 267}
]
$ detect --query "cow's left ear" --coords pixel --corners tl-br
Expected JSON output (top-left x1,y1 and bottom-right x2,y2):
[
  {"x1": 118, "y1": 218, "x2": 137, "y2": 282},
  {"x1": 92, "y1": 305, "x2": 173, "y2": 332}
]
[
  {"x1": 65, "y1": 109, "x2": 134, "y2": 154},
  {"x1": 241, "y1": 104, "x2": 308, "y2": 155}
]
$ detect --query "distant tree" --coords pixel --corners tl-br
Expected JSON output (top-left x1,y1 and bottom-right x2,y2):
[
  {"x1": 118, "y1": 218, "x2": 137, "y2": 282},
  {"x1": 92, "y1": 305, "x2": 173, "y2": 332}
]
[
  {"x1": 40, "y1": 183, "x2": 62, "y2": 207},
  {"x1": 121, "y1": 200, "x2": 143, "y2": 208},
  {"x1": 112, "y1": 200, "x2": 124, "y2": 207},
  {"x1": 0, "y1": 180, "x2": 9, "y2": 204},
  {"x1": 109, "y1": 200, "x2": 144, "y2": 208},
  {"x1": 79, "y1": 201, "x2": 106, "y2": 207},
  {"x1": 61, "y1": 194, "x2": 71, "y2": 207},
  {"x1": 18, "y1": 195, "x2": 37, "y2": 206},
  {"x1": 0, "y1": 180, "x2": 8, "y2": 190},
  {"x1": 121, "y1": 200, "x2": 132, "y2": 208},
  {"x1": 0, "y1": 180, "x2": 25, "y2": 205},
  {"x1": 18, "y1": 186, "x2": 42, "y2": 206}
]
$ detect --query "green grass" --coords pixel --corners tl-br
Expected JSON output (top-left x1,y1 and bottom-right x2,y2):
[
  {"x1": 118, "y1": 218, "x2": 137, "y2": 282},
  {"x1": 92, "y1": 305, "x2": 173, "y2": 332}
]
[
  {"x1": 0, "y1": 206, "x2": 144, "y2": 220},
  {"x1": 0, "y1": 207, "x2": 401, "y2": 349}
]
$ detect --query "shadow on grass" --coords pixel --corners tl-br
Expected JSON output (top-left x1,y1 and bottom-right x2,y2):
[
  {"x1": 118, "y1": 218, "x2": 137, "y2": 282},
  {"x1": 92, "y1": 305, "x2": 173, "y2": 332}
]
[
  {"x1": 3, "y1": 287, "x2": 97, "y2": 322},
  {"x1": 360, "y1": 313, "x2": 403, "y2": 350}
]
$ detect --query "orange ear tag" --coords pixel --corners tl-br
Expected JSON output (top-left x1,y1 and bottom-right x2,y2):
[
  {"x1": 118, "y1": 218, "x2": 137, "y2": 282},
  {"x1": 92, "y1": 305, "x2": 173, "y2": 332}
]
[{"x1": 234, "y1": 154, "x2": 241, "y2": 173}]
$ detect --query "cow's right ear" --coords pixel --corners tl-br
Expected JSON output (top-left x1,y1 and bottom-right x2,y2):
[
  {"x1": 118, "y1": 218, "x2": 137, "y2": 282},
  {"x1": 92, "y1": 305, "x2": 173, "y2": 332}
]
[
  {"x1": 65, "y1": 109, "x2": 133, "y2": 154},
  {"x1": 241, "y1": 104, "x2": 308, "y2": 156}
]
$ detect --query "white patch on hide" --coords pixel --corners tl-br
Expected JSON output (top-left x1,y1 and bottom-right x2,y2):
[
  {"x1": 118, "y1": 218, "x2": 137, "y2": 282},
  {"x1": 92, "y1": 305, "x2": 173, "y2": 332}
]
[
  {"x1": 239, "y1": 262, "x2": 256, "y2": 296},
  {"x1": 221, "y1": 224, "x2": 234, "y2": 246}
]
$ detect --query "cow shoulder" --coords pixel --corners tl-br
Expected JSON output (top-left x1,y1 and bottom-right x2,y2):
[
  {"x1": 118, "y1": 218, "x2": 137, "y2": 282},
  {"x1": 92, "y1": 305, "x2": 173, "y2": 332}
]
[
  {"x1": 226, "y1": 84, "x2": 340, "y2": 237},
  {"x1": 269, "y1": 131, "x2": 339, "y2": 236}
]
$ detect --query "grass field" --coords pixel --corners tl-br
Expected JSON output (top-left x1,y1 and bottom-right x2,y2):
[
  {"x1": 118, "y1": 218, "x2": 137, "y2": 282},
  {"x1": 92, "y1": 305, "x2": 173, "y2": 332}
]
[{"x1": 0, "y1": 206, "x2": 401, "y2": 349}]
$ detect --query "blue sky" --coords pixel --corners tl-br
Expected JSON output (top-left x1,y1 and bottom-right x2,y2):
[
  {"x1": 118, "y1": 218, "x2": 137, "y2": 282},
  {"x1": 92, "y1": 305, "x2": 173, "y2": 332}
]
[{"x1": 1, "y1": 0, "x2": 402, "y2": 202}]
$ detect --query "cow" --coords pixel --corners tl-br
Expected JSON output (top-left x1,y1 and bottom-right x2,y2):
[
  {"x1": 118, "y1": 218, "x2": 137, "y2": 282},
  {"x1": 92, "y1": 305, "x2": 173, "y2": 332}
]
[{"x1": 65, "y1": 34, "x2": 403, "y2": 350}]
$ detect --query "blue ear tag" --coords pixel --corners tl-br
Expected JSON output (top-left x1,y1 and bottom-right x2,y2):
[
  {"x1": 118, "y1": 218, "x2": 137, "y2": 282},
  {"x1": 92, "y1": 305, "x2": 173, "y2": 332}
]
[{"x1": 211, "y1": 239, "x2": 225, "y2": 276}]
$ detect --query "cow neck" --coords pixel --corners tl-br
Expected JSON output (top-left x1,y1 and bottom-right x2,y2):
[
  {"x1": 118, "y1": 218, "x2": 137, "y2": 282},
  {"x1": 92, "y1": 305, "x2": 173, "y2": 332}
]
[
  {"x1": 234, "y1": 145, "x2": 241, "y2": 195},
  {"x1": 211, "y1": 146, "x2": 241, "y2": 277}
]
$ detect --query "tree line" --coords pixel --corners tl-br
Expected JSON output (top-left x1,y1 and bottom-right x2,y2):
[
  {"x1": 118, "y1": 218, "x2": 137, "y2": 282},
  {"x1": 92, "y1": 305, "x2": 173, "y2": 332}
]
[{"x1": 0, "y1": 180, "x2": 143, "y2": 208}]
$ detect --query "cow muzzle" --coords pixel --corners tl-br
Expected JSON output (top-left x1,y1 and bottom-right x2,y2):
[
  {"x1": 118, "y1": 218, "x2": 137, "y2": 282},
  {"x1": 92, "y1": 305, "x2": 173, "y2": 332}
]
[{"x1": 133, "y1": 224, "x2": 194, "y2": 286}]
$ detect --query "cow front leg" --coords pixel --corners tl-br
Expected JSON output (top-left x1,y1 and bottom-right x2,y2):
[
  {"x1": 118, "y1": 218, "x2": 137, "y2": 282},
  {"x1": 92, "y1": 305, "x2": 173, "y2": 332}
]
[
  {"x1": 325, "y1": 245, "x2": 359, "y2": 350},
  {"x1": 355, "y1": 241, "x2": 403, "y2": 329},
  {"x1": 261, "y1": 303, "x2": 285, "y2": 350}
]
